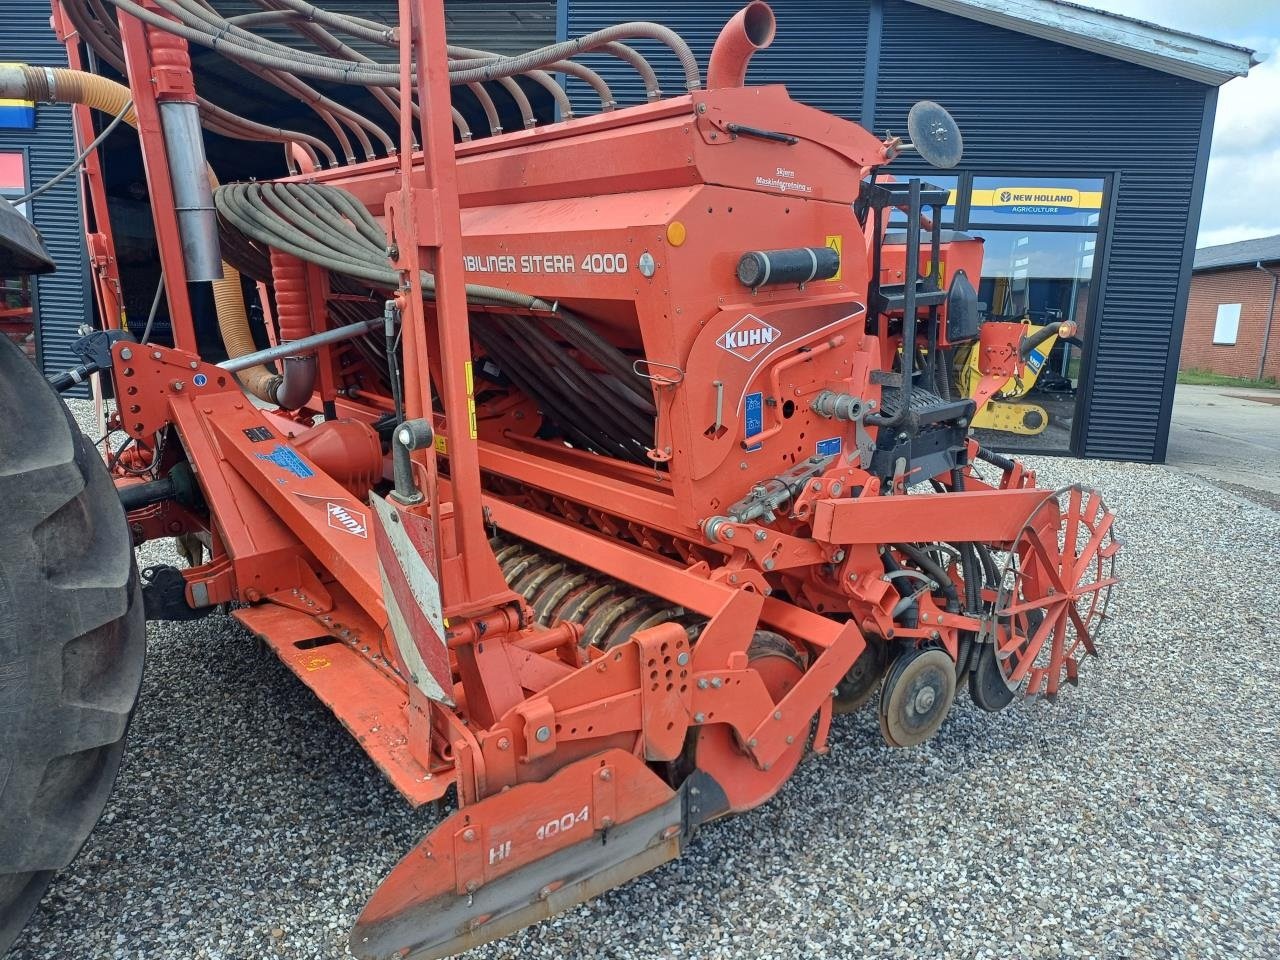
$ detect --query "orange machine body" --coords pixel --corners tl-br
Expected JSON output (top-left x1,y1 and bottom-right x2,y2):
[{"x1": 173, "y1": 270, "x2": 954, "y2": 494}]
[{"x1": 58, "y1": 1, "x2": 1119, "y2": 954}]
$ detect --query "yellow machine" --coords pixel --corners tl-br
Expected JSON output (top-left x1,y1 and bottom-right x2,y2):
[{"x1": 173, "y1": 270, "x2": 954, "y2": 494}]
[{"x1": 956, "y1": 318, "x2": 1076, "y2": 435}]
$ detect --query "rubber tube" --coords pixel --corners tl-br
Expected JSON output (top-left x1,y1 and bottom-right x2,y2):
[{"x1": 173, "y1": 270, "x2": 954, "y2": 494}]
[
  {"x1": 61, "y1": 0, "x2": 333, "y2": 165},
  {"x1": 0, "y1": 64, "x2": 284, "y2": 402},
  {"x1": 103, "y1": 0, "x2": 700, "y2": 92}
]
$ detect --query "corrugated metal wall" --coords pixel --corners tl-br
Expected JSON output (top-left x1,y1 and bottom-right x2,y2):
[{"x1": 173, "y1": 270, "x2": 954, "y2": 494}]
[
  {"x1": 873, "y1": 0, "x2": 1212, "y2": 461},
  {"x1": 565, "y1": 0, "x2": 1215, "y2": 462},
  {"x1": 3, "y1": 1, "x2": 88, "y2": 393}
]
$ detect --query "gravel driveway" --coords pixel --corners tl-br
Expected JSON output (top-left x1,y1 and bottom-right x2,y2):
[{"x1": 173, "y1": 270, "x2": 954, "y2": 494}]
[{"x1": 10, "y1": 410, "x2": 1279, "y2": 959}]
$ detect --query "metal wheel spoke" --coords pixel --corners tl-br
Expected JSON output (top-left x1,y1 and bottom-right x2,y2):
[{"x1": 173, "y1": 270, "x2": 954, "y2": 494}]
[
  {"x1": 995, "y1": 485, "x2": 1118, "y2": 698},
  {"x1": 1070, "y1": 510, "x2": 1115, "y2": 585},
  {"x1": 1008, "y1": 607, "x2": 1057, "y2": 683}
]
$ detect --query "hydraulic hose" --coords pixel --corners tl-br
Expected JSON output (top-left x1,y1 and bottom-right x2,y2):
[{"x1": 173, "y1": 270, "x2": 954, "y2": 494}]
[
  {"x1": 0, "y1": 64, "x2": 281, "y2": 401},
  {"x1": 61, "y1": 0, "x2": 333, "y2": 166},
  {"x1": 102, "y1": 0, "x2": 701, "y2": 91}
]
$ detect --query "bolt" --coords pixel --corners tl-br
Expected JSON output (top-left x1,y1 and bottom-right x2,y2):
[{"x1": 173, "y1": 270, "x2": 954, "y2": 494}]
[
  {"x1": 171, "y1": 380, "x2": 184, "y2": 392},
  {"x1": 535, "y1": 725, "x2": 552, "y2": 743},
  {"x1": 711, "y1": 678, "x2": 723, "y2": 688},
  {"x1": 833, "y1": 550, "x2": 846, "y2": 562},
  {"x1": 913, "y1": 686, "x2": 937, "y2": 713},
  {"x1": 537, "y1": 885, "x2": 552, "y2": 901},
  {"x1": 120, "y1": 347, "x2": 132, "y2": 360},
  {"x1": 189, "y1": 360, "x2": 198, "y2": 369},
  {"x1": 774, "y1": 710, "x2": 783, "y2": 720},
  {"x1": 696, "y1": 102, "x2": 707, "y2": 114},
  {"x1": 763, "y1": 558, "x2": 775, "y2": 571},
  {"x1": 152, "y1": 350, "x2": 162, "y2": 360},
  {"x1": 698, "y1": 678, "x2": 709, "y2": 689},
  {"x1": 849, "y1": 573, "x2": 858, "y2": 581},
  {"x1": 463, "y1": 828, "x2": 476, "y2": 842},
  {"x1": 748, "y1": 738, "x2": 758, "y2": 748},
  {"x1": 722, "y1": 527, "x2": 735, "y2": 540},
  {"x1": 599, "y1": 768, "x2": 612, "y2": 782},
  {"x1": 811, "y1": 481, "x2": 822, "y2": 492},
  {"x1": 831, "y1": 482, "x2": 843, "y2": 496},
  {"x1": 677, "y1": 651, "x2": 690, "y2": 666},
  {"x1": 497, "y1": 737, "x2": 510, "y2": 750},
  {"x1": 786, "y1": 735, "x2": 795, "y2": 744},
  {"x1": 754, "y1": 530, "x2": 767, "y2": 542},
  {"x1": 694, "y1": 712, "x2": 706, "y2": 723}
]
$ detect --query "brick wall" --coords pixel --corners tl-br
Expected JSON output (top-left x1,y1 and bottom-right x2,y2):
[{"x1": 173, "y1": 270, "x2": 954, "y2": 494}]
[{"x1": 1180, "y1": 266, "x2": 1280, "y2": 381}]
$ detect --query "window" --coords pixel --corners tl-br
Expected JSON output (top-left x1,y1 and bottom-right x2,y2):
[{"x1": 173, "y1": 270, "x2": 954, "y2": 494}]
[
  {"x1": 1213, "y1": 303, "x2": 1242, "y2": 345},
  {"x1": 952, "y1": 174, "x2": 1107, "y2": 455},
  {"x1": 886, "y1": 173, "x2": 959, "y2": 226}
]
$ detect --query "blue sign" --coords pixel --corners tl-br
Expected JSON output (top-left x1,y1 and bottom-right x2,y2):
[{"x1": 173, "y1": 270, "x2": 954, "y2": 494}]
[
  {"x1": 816, "y1": 437, "x2": 842, "y2": 457},
  {"x1": 256, "y1": 444, "x2": 313, "y2": 478},
  {"x1": 744, "y1": 392, "x2": 763, "y2": 452}
]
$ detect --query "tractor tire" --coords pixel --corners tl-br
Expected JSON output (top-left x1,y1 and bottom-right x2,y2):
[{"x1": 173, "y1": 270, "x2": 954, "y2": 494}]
[{"x1": 0, "y1": 335, "x2": 145, "y2": 955}]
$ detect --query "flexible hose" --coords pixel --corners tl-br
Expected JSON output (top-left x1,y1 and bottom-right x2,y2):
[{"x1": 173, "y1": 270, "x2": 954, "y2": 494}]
[
  {"x1": 102, "y1": 0, "x2": 701, "y2": 91},
  {"x1": 0, "y1": 64, "x2": 281, "y2": 401},
  {"x1": 62, "y1": 0, "x2": 333, "y2": 166},
  {"x1": 214, "y1": 181, "x2": 656, "y2": 449}
]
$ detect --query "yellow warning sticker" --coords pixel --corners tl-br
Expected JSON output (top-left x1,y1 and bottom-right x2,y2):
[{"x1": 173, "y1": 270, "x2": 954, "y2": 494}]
[
  {"x1": 926, "y1": 259, "x2": 946, "y2": 286},
  {"x1": 825, "y1": 234, "x2": 842, "y2": 281},
  {"x1": 464, "y1": 361, "x2": 478, "y2": 439},
  {"x1": 434, "y1": 434, "x2": 448, "y2": 455}
]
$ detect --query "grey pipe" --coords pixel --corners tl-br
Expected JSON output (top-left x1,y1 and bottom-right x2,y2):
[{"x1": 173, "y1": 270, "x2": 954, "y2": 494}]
[
  {"x1": 1256, "y1": 261, "x2": 1279, "y2": 382},
  {"x1": 274, "y1": 353, "x2": 317, "y2": 409},
  {"x1": 159, "y1": 100, "x2": 222, "y2": 282},
  {"x1": 218, "y1": 318, "x2": 380, "y2": 372}
]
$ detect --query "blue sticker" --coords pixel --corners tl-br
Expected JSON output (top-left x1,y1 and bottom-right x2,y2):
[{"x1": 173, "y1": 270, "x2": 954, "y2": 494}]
[
  {"x1": 193, "y1": 373, "x2": 208, "y2": 387},
  {"x1": 256, "y1": 443, "x2": 314, "y2": 478},
  {"x1": 744, "y1": 392, "x2": 763, "y2": 452},
  {"x1": 816, "y1": 437, "x2": 842, "y2": 457}
]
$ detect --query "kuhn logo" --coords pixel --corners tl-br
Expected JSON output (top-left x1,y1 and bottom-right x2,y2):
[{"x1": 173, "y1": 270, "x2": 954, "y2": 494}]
[
  {"x1": 716, "y1": 314, "x2": 780, "y2": 361},
  {"x1": 327, "y1": 502, "x2": 368, "y2": 538}
]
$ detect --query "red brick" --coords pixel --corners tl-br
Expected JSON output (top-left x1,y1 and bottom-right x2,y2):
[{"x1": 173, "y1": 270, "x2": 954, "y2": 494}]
[{"x1": 1180, "y1": 266, "x2": 1280, "y2": 381}]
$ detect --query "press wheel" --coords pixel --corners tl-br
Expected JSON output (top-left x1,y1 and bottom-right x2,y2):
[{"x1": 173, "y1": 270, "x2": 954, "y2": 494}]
[{"x1": 878, "y1": 647, "x2": 956, "y2": 748}]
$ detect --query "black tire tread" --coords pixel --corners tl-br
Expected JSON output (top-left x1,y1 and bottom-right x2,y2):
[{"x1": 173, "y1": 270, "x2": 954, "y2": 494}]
[{"x1": 0, "y1": 336, "x2": 145, "y2": 955}]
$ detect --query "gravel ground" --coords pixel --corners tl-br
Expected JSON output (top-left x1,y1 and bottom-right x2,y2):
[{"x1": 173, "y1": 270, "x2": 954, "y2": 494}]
[{"x1": 9, "y1": 402, "x2": 1278, "y2": 960}]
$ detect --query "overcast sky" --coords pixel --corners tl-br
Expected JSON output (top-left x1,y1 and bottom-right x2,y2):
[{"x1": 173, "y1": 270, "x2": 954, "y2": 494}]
[{"x1": 1085, "y1": 0, "x2": 1279, "y2": 249}]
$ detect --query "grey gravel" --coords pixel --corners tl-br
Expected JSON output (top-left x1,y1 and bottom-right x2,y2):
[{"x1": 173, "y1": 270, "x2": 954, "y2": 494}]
[{"x1": 10, "y1": 401, "x2": 1278, "y2": 960}]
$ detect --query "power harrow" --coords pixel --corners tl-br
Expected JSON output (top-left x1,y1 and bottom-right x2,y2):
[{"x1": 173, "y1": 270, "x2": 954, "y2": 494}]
[{"x1": 0, "y1": 1, "x2": 1119, "y2": 956}]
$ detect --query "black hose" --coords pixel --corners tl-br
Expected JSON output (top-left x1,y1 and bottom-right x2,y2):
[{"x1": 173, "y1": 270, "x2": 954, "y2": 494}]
[{"x1": 893, "y1": 542, "x2": 960, "y2": 613}]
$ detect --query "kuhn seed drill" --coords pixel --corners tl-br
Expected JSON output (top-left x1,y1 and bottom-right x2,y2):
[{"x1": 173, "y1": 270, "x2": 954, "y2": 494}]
[{"x1": 0, "y1": 1, "x2": 1120, "y2": 956}]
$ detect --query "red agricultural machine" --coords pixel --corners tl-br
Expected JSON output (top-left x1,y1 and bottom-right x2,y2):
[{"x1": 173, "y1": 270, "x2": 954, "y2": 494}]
[{"x1": 0, "y1": 1, "x2": 1119, "y2": 956}]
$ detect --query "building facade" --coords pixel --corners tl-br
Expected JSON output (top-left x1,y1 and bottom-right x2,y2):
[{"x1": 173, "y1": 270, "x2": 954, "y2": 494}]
[
  {"x1": 563, "y1": 0, "x2": 1253, "y2": 461},
  {"x1": 2, "y1": 1, "x2": 90, "y2": 382},
  {"x1": 12, "y1": 0, "x2": 1255, "y2": 458},
  {"x1": 1181, "y1": 235, "x2": 1280, "y2": 382}
]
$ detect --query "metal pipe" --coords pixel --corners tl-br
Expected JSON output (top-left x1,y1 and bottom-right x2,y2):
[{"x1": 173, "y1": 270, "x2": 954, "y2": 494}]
[
  {"x1": 1255, "y1": 261, "x2": 1279, "y2": 382},
  {"x1": 218, "y1": 317, "x2": 380, "y2": 372},
  {"x1": 706, "y1": 1, "x2": 775, "y2": 90},
  {"x1": 158, "y1": 100, "x2": 222, "y2": 281}
]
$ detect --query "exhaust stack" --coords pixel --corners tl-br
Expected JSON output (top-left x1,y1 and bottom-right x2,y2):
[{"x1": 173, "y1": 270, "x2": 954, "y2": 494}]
[
  {"x1": 159, "y1": 101, "x2": 223, "y2": 283},
  {"x1": 706, "y1": 2, "x2": 776, "y2": 90}
]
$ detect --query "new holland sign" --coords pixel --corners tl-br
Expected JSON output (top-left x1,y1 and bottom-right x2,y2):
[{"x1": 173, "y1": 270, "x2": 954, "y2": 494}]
[{"x1": 972, "y1": 186, "x2": 1103, "y2": 216}]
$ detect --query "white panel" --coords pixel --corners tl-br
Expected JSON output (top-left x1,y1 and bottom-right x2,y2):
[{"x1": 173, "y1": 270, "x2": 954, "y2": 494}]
[{"x1": 1212, "y1": 302, "x2": 1241, "y2": 345}]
